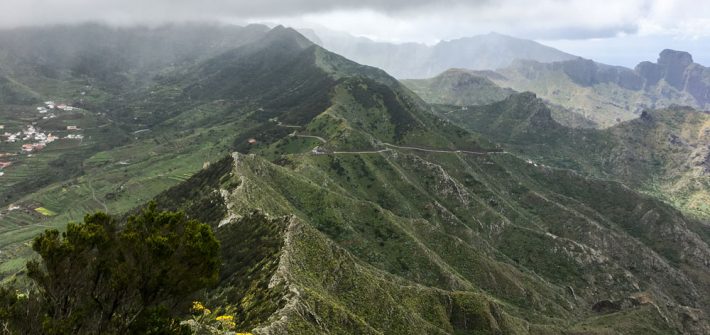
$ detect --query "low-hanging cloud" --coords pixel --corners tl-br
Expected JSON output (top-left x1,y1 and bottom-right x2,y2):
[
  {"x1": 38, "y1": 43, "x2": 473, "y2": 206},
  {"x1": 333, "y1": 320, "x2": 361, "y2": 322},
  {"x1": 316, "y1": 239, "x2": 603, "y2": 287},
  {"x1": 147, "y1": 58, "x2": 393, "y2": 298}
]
[
  {"x1": 0, "y1": 0, "x2": 479, "y2": 27},
  {"x1": 0, "y1": 0, "x2": 708, "y2": 43}
]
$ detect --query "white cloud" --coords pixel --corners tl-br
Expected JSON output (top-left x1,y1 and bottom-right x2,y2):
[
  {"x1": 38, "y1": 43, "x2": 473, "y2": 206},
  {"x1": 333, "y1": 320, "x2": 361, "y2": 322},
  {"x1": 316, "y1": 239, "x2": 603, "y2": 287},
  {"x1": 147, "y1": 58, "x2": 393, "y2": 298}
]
[
  {"x1": 0, "y1": 0, "x2": 709, "y2": 51},
  {"x1": 638, "y1": 0, "x2": 710, "y2": 38}
]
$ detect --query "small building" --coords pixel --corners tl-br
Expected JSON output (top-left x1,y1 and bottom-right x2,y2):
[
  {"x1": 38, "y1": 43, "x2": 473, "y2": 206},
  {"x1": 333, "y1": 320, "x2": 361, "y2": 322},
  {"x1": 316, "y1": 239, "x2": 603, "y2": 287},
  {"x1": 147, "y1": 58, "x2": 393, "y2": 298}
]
[
  {"x1": 0, "y1": 161, "x2": 11, "y2": 169},
  {"x1": 248, "y1": 138, "x2": 257, "y2": 145},
  {"x1": 22, "y1": 143, "x2": 45, "y2": 152},
  {"x1": 67, "y1": 125, "x2": 79, "y2": 131},
  {"x1": 312, "y1": 146, "x2": 328, "y2": 155}
]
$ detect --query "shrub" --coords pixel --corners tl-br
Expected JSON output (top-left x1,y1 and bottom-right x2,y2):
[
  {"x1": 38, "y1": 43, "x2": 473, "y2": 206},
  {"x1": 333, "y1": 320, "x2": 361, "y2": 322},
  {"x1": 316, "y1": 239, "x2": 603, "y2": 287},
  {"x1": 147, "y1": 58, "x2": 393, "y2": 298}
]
[{"x1": 0, "y1": 203, "x2": 220, "y2": 334}]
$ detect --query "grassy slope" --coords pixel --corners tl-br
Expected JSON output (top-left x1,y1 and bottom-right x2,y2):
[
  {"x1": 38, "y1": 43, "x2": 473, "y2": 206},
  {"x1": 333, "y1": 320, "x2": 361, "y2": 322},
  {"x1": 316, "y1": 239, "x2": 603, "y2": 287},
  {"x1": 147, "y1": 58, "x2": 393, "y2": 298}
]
[
  {"x1": 148, "y1": 136, "x2": 707, "y2": 333},
  {"x1": 401, "y1": 68, "x2": 599, "y2": 129},
  {"x1": 142, "y1": 71, "x2": 708, "y2": 333},
  {"x1": 402, "y1": 69, "x2": 515, "y2": 106},
  {"x1": 438, "y1": 93, "x2": 710, "y2": 219},
  {"x1": 1, "y1": 26, "x2": 708, "y2": 335}
]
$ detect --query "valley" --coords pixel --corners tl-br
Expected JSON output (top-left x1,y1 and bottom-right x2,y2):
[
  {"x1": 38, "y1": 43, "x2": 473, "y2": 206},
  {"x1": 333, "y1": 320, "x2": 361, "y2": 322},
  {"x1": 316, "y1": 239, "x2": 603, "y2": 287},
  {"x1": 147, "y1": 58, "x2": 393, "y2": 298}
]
[{"x1": 0, "y1": 23, "x2": 708, "y2": 335}]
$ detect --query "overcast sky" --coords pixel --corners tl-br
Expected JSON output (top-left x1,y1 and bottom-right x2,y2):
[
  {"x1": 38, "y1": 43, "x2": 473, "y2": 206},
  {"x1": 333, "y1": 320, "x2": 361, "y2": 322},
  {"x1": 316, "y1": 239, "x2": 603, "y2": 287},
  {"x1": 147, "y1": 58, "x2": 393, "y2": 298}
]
[{"x1": 1, "y1": 0, "x2": 709, "y2": 67}]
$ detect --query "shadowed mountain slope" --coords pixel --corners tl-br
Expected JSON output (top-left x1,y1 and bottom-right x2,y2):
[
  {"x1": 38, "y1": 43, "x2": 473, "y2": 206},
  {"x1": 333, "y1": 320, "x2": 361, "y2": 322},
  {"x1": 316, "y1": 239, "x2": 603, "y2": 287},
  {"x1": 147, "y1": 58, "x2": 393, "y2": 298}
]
[{"x1": 0, "y1": 25, "x2": 709, "y2": 335}]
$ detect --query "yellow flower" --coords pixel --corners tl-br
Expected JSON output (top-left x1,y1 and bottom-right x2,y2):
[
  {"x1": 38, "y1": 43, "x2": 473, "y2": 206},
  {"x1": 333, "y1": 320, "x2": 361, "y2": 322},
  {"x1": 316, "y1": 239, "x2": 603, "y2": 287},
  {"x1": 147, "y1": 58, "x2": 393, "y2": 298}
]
[
  {"x1": 203, "y1": 308, "x2": 211, "y2": 315},
  {"x1": 191, "y1": 301, "x2": 206, "y2": 313},
  {"x1": 216, "y1": 315, "x2": 236, "y2": 329}
]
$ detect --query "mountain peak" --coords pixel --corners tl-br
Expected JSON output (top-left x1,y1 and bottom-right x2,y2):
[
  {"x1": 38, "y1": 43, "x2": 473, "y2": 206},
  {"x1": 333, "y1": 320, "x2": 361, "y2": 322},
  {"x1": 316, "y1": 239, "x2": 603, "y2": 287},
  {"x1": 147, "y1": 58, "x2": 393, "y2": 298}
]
[
  {"x1": 261, "y1": 25, "x2": 313, "y2": 50},
  {"x1": 658, "y1": 49, "x2": 694, "y2": 68},
  {"x1": 653, "y1": 49, "x2": 697, "y2": 90}
]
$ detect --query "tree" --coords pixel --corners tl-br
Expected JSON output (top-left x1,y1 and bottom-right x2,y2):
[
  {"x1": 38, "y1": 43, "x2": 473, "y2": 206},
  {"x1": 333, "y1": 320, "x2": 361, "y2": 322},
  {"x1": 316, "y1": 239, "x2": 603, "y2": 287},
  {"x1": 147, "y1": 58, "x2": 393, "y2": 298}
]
[{"x1": 1, "y1": 203, "x2": 220, "y2": 335}]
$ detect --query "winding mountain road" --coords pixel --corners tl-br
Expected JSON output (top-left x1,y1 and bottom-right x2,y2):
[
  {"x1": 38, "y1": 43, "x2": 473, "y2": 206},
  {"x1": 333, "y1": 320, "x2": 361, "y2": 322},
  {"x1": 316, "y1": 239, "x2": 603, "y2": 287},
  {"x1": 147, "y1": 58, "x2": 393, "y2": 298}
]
[
  {"x1": 382, "y1": 143, "x2": 505, "y2": 155},
  {"x1": 288, "y1": 130, "x2": 507, "y2": 156},
  {"x1": 332, "y1": 149, "x2": 391, "y2": 154},
  {"x1": 294, "y1": 134, "x2": 327, "y2": 143}
]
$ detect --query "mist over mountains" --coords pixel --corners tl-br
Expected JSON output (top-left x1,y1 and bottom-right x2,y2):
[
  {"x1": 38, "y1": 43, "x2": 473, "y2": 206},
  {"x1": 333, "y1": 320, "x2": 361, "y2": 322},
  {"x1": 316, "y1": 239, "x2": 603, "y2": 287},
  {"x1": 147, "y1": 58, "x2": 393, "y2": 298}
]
[
  {"x1": 0, "y1": 22, "x2": 708, "y2": 335},
  {"x1": 302, "y1": 27, "x2": 709, "y2": 127},
  {"x1": 300, "y1": 28, "x2": 577, "y2": 78},
  {"x1": 449, "y1": 49, "x2": 710, "y2": 127}
]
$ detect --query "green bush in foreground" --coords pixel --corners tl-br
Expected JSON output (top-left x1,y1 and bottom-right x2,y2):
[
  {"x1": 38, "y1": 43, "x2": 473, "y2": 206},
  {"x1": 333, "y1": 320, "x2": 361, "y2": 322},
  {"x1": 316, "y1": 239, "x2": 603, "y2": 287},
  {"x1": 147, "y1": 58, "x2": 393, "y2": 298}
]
[{"x1": 0, "y1": 203, "x2": 220, "y2": 335}]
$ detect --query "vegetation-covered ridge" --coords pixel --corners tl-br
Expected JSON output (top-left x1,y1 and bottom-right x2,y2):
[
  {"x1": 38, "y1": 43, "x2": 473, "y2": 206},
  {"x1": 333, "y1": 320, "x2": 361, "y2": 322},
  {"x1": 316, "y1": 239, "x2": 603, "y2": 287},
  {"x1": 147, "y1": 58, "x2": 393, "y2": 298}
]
[
  {"x1": 437, "y1": 92, "x2": 710, "y2": 218},
  {"x1": 402, "y1": 68, "x2": 515, "y2": 106},
  {"x1": 143, "y1": 133, "x2": 710, "y2": 334},
  {"x1": 0, "y1": 23, "x2": 709, "y2": 335}
]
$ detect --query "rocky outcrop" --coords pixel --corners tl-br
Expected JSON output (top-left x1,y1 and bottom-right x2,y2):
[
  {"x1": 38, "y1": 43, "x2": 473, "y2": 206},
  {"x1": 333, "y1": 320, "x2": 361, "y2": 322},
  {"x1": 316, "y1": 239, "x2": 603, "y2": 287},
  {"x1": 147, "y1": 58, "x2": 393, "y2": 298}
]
[
  {"x1": 550, "y1": 50, "x2": 709, "y2": 98},
  {"x1": 637, "y1": 50, "x2": 710, "y2": 106},
  {"x1": 507, "y1": 49, "x2": 710, "y2": 115},
  {"x1": 635, "y1": 61, "x2": 662, "y2": 85},
  {"x1": 657, "y1": 49, "x2": 694, "y2": 89}
]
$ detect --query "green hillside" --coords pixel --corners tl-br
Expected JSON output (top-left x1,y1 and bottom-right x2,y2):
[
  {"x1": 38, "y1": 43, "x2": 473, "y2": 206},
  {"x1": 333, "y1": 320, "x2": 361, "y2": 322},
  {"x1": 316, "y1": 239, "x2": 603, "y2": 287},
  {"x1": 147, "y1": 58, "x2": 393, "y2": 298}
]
[
  {"x1": 0, "y1": 24, "x2": 488, "y2": 273},
  {"x1": 402, "y1": 69, "x2": 515, "y2": 106},
  {"x1": 0, "y1": 24, "x2": 709, "y2": 334},
  {"x1": 0, "y1": 74, "x2": 39, "y2": 105},
  {"x1": 402, "y1": 69, "x2": 599, "y2": 128},
  {"x1": 437, "y1": 92, "x2": 710, "y2": 218},
  {"x1": 150, "y1": 145, "x2": 709, "y2": 334}
]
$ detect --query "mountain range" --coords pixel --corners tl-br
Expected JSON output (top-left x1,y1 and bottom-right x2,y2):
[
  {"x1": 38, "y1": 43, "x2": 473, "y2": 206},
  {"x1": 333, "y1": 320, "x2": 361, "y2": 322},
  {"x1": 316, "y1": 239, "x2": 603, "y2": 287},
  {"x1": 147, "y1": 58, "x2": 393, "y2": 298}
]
[
  {"x1": 300, "y1": 29, "x2": 577, "y2": 79},
  {"x1": 302, "y1": 29, "x2": 710, "y2": 129},
  {"x1": 404, "y1": 49, "x2": 710, "y2": 128},
  {"x1": 0, "y1": 24, "x2": 708, "y2": 334}
]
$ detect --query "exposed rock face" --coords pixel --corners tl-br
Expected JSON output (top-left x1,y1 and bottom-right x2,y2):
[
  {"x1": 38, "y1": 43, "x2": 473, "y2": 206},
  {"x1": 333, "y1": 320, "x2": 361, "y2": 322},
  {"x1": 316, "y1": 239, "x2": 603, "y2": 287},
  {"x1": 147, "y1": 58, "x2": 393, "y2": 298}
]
[
  {"x1": 502, "y1": 49, "x2": 710, "y2": 116},
  {"x1": 638, "y1": 50, "x2": 710, "y2": 106},
  {"x1": 635, "y1": 61, "x2": 662, "y2": 86},
  {"x1": 684, "y1": 64, "x2": 710, "y2": 104},
  {"x1": 553, "y1": 50, "x2": 707, "y2": 97},
  {"x1": 657, "y1": 49, "x2": 694, "y2": 89},
  {"x1": 560, "y1": 58, "x2": 597, "y2": 86}
]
